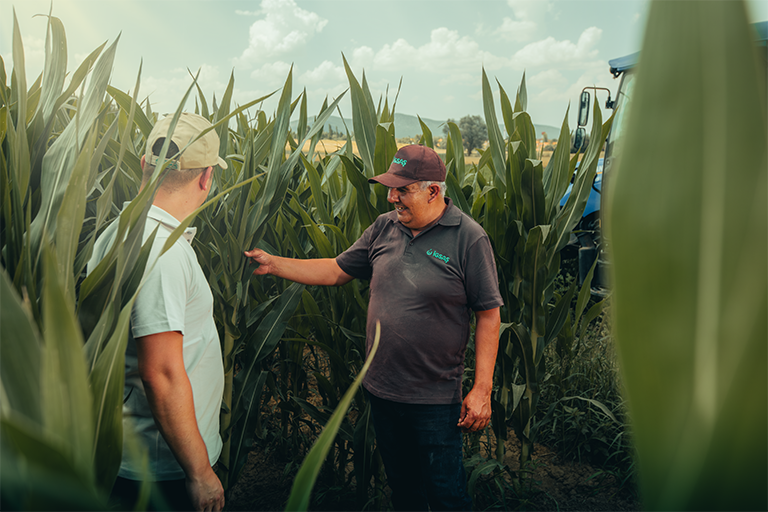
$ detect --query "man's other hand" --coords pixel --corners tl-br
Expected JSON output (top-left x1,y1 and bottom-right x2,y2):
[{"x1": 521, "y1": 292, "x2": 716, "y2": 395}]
[
  {"x1": 186, "y1": 467, "x2": 225, "y2": 512},
  {"x1": 457, "y1": 387, "x2": 492, "y2": 433}
]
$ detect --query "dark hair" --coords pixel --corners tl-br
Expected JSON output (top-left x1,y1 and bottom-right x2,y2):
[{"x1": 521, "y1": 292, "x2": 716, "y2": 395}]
[
  {"x1": 152, "y1": 137, "x2": 180, "y2": 159},
  {"x1": 143, "y1": 137, "x2": 205, "y2": 191}
]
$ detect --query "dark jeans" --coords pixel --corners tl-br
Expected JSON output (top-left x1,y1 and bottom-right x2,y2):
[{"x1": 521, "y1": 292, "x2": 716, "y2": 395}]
[
  {"x1": 368, "y1": 391, "x2": 473, "y2": 511},
  {"x1": 110, "y1": 476, "x2": 194, "y2": 511}
]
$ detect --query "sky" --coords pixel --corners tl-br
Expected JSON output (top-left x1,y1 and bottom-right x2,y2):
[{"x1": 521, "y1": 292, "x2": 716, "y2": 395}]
[{"x1": 2, "y1": 0, "x2": 766, "y2": 129}]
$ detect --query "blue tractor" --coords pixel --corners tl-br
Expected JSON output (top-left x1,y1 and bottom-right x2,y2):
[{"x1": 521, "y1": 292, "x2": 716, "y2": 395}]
[{"x1": 563, "y1": 20, "x2": 767, "y2": 295}]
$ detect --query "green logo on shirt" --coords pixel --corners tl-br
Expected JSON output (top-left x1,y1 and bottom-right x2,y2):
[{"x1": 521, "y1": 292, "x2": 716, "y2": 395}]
[{"x1": 426, "y1": 249, "x2": 450, "y2": 264}]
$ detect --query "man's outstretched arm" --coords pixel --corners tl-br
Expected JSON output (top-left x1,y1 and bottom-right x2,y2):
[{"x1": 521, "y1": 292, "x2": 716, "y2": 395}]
[
  {"x1": 458, "y1": 307, "x2": 501, "y2": 432},
  {"x1": 244, "y1": 248, "x2": 354, "y2": 286},
  {"x1": 137, "y1": 331, "x2": 225, "y2": 512}
]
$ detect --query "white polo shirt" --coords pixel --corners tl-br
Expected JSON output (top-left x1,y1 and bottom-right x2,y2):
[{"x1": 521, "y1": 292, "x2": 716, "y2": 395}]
[{"x1": 88, "y1": 204, "x2": 224, "y2": 481}]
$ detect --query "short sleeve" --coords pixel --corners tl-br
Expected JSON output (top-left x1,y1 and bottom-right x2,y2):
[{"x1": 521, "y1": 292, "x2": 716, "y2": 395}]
[
  {"x1": 336, "y1": 221, "x2": 378, "y2": 280},
  {"x1": 131, "y1": 243, "x2": 189, "y2": 338},
  {"x1": 464, "y1": 235, "x2": 504, "y2": 311}
]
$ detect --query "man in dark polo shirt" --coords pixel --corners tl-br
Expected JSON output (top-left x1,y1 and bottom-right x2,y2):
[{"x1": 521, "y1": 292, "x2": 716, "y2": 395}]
[{"x1": 245, "y1": 144, "x2": 502, "y2": 511}]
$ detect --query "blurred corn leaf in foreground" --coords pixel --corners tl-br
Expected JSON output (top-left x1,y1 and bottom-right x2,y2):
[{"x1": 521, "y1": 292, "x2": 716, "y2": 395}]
[
  {"x1": 606, "y1": 1, "x2": 767, "y2": 510},
  {"x1": 285, "y1": 324, "x2": 380, "y2": 512}
]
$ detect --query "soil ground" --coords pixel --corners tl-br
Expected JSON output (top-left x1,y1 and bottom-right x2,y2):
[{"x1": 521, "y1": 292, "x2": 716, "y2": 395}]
[{"x1": 226, "y1": 434, "x2": 639, "y2": 511}]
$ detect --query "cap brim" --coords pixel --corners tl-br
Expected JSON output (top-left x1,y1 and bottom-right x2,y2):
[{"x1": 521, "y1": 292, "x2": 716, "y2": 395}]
[
  {"x1": 217, "y1": 156, "x2": 228, "y2": 170},
  {"x1": 368, "y1": 172, "x2": 416, "y2": 188}
]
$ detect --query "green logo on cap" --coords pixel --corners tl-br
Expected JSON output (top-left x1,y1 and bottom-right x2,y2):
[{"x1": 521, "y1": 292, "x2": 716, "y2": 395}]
[{"x1": 392, "y1": 157, "x2": 408, "y2": 166}]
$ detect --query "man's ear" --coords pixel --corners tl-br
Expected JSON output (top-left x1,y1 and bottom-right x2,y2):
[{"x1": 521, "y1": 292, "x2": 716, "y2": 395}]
[
  {"x1": 427, "y1": 184, "x2": 440, "y2": 202},
  {"x1": 199, "y1": 166, "x2": 213, "y2": 191},
  {"x1": 140, "y1": 154, "x2": 146, "y2": 171}
]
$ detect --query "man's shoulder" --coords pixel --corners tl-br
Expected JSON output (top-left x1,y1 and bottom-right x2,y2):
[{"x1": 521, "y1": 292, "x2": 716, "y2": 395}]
[
  {"x1": 366, "y1": 209, "x2": 399, "y2": 235},
  {"x1": 378, "y1": 209, "x2": 399, "y2": 224},
  {"x1": 445, "y1": 203, "x2": 490, "y2": 241}
]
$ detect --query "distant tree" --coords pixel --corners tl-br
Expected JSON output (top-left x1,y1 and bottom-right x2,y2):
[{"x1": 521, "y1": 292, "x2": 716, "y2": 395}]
[{"x1": 442, "y1": 115, "x2": 488, "y2": 156}]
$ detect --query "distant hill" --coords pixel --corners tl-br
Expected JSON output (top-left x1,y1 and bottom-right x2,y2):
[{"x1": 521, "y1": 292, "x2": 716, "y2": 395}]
[
  {"x1": 291, "y1": 113, "x2": 561, "y2": 141},
  {"x1": 532, "y1": 124, "x2": 561, "y2": 141}
]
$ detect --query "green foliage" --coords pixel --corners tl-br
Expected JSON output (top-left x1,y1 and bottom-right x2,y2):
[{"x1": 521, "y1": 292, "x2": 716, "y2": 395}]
[
  {"x1": 606, "y1": 1, "x2": 767, "y2": 510},
  {"x1": 0, "y1": 12, "x2": 157, "y2": 507},
  {"x1": 285, "y1": 324, "x2": 380, "y2": 511},
  {"x1": 441, "y1": 67, "x2": 613, "y2": 484},
  {"x1": 1, "y1": 10, "x2": 648, "y2": 512},
  {"x1": 443, "y1": 114, "x2": 488, "y2": 155}
]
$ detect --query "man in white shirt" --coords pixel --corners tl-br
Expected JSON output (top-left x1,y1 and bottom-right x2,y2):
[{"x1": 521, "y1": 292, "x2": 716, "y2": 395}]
[{"x1": 89, "y1": 113, "x2": 227, "y2": 512}]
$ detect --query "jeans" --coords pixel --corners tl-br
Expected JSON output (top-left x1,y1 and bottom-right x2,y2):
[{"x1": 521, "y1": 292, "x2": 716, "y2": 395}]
[
  {"x1": 110, "y1": 476, "x2": 193, "y2": 511},
  {"x1": 368, "y1": 391, "x2": 473, "y2": 511}
]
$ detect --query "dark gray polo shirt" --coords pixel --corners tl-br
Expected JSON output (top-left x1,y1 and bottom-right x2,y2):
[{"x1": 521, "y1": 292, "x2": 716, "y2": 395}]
[{"x1": 336, "y1": 198, "x2": 503, "y2": 404}]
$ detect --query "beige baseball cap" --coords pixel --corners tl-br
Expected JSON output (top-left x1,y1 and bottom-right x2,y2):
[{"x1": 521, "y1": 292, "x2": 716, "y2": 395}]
[{"x1": 145, "y1": 112, "x2": 228, "y2": 170}]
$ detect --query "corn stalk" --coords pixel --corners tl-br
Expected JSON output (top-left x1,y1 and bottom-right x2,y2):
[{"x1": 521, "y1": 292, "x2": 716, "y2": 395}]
[{"x1": 443, "y1": 69, "x2": 613, "y2": 477}]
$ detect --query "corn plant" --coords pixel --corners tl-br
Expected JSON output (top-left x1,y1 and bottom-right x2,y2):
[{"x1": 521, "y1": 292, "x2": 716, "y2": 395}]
[
  {"x1": 606, "y1": 1, "x2": 766, "y2": 509},
  {"x1": 266, "y1": 57, "x2": 402, "y2": 509},
  {"x1": 285, "y1": 324, "x2": 380, "y2": 512},
  {"x1": 441, "y1": 69, "x2": 613, "y2": 478},
  {"x1": 0, "y1": 11, "x2": 158, "y2": 508},
  {"x1": 181, "y1": 70, "x2": 347, "y2": 489}
]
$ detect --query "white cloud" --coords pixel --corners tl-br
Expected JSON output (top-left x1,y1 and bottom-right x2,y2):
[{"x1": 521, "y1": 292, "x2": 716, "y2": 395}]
[
  {"x1": 371, "y1": 28, "x2": 506, "y2": 73},
  {"x1": 140, "y1": 64, "x2": 227, "y2": 112},
  {"x1": 507, "y1": 0, "x2": 554, "y2": 22},
  {"x1": 495, "y1": 17, "x2": 537, "y2": 42},
  {"x1": 495, "y1": 0, "x2": 554, "y2": 42},
  {"x1": 529, "y1": 69, "x2": 569, "y2": 91},
  {"x1": 235, "y1": 0, "x2": 327, "y2": 67},
  {"x1": 350, "y1": 46, "x2": 374, "y2": 68},
  {"x1": 524, "y1": 61, "x2": 615, "y2": 127},
  {"x1": 248, "y1": 61, "x2": 293, "y2": 89},
  {"x1": 512, "y1": 27, "x2": 602, "y2": 69},
  {"x1": 299, "y1": 60, "x2": 345, "y2": 84}
]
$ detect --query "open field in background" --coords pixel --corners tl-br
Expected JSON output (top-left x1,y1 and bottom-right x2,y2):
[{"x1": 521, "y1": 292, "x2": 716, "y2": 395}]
[{"x1": 298, "y1": 139, "x2": 569, "y2": 167}]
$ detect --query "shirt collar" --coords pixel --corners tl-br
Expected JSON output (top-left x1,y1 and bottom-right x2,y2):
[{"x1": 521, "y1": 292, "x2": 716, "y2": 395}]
[
  {"x1": 388, "y1": 196, "x2": 462, "y2": 236},
  {"x1": 436, "y1": 197, "x2": 461, "y2": 227},
  {"x1": 122, "y1": 202, "x2": 197, "y2": 243}
]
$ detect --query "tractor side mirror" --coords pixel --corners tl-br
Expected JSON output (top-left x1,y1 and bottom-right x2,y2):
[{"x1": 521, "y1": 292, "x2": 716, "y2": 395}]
[
  {"x1": 578, "y1": 91, "x2": 591, "y2": 127},
  {"x1": 573, "y1": 127, "x2": 586, "y2": 152}
]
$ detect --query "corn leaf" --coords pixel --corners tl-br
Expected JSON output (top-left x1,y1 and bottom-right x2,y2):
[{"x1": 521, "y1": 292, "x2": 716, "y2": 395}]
[
  {"x1": 606, "y1": 1, "x2": 767, "y2": 509},
  {"x1": 0, "y1": 267, "x2": 42, "y2": 423},
  {"x1": 481, "y1": 68, "x2": 507, "y2": 187},
  {"x1": 417, "y1": 115, "x2": 433, "y2": 148},
  {"x1": 285, "y1": 323, "x2": 380, "y2": 512},
  {"x1": 30, "y1": 35, "x2": 118, "y2": 253},
  {"x1": 342, "y1": 54, "x2": 376, "y2": 175},
  {"x1": 41, "y1": 245, "x2": 94, "y2": 482},
  {"x1": 233, "y1": 282, "x2": 305, "y2": 408},
  {"x1": 55, "y1": 125, "x2": 96, "y2": 304}
]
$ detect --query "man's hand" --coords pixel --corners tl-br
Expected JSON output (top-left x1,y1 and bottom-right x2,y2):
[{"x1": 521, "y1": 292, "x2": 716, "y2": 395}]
[
  {"x1": 243, "y1": 249, "x2": 354, "y2": 286},
  {"x1": 244, "y1": 248, "x2": 275, "y2": 276},
  {"x1": 186, "y1": 467, "x2": 225, "y2": 512},
  {"x1": 137, "y1": 332, "x2": 223, "y2": 512},
  {"x1": 457, "y1": 386, "x2": 492, "y2": 432},
  {"x1": 458, "y1": 308, "x2": 500, "y2": 433}
]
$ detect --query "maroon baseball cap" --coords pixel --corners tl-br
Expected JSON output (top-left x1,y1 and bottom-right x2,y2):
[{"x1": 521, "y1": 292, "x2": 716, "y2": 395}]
[{"x1": 368, "y1": 144, "x2": 446, "y2": 188}]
